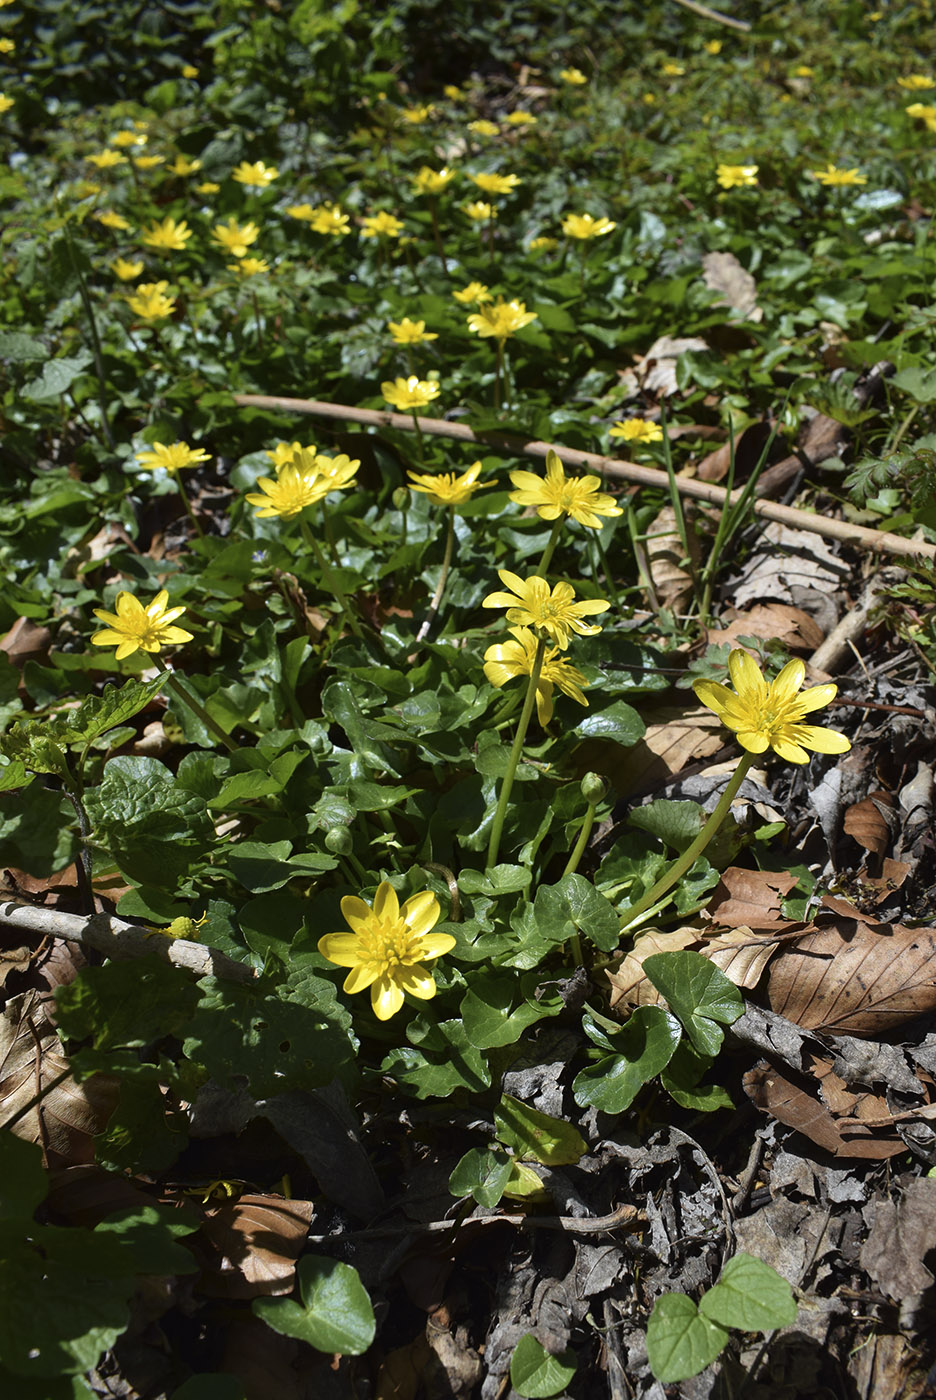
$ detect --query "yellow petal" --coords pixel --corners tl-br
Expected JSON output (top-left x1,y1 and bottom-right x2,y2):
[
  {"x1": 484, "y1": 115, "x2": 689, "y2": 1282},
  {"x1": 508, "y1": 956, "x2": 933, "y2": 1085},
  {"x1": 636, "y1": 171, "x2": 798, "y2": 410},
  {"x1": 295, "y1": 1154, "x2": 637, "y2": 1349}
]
[
  {"x1": 791, "y1": 724, "x2": 851, "y2": 754},
  {"x1": 344, "y1": 963, "x2": 380, "y2": 993},
  {"x1": 318, "y1": 932, "x2": 363, "y2": 967},
  {"x1": 416, "y1": 932, "x2": 457, "y2": 959},
  {"x1": 736, "y1": 730, "x2": 770, "y2": 753},
  {"x1": 770, "y1": 737, "x2": 810, "y2": 764},
  {"x1": 402, "y1": 889, "x2": 440, "y2": 937},
  {"x1": 373, "y1": 882, "x2": 400, "y2": 923},
  {"x1": 728, "y1": 649, "x2": 767, "y2": 704},
  {"x1": 769, "y1": 657, "x2": 806, "y2": 706},
  {"x1": 396, "y1": 966, "x2": 437, "y2": 1000},
  {"x1": 794, "y1": 683, "x2": 838, "y2": 714},
  {"x1": 371, "y1": 975, "x2": 405, "y2": 1020}
]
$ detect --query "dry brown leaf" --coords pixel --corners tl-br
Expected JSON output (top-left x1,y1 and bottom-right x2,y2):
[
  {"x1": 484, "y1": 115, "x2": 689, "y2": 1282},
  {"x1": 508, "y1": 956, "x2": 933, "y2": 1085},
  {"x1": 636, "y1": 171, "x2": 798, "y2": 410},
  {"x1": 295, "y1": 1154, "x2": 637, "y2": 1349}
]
[
  {"x1": 618, "y1": 334, "x2": 708, "y2": 398},
  {"x1": 707, "y1": 603, "x2": 825, "y2": 652},
  {"x1": 701, "y1": 250, "x2": 763, "y2": 322},
  {"x1": 695, "y1": 420, "x2": 772, "y2": 484},
  {"x1": 608, "y1": 924, "x2": 781, "y2": 1013},
  {"x1": 861, "y1": 1179, "x2": 936, "y2": 1299},
  {"x1": 644, "y1": 503, "x2": 700, "y2": 612},
  {"x1": 843, "y1": 790, "x2": 896, "y2": 856},
  {"x1": 376, "y1": 1336, "x2": 435, "y2": 1400},
  {"x1": 198, "y1": 1195, "x2": 317, "y2": 1299},
  {"x1": 743, "y1": 1061, "x2": 906, "y2": 1159},
  {"x1": 624, "y1": 705, "x2": 725, "y2": 786},
  {"x1": 0, "y1": 615, "x2": 51, "y2": 666},
  {"x1": 706, "y1": 866, "x2": 799, "y2": 928},
  {"x1": 729, "y1": 519, "x2": 850, "y2": 611},
  {"x1": 766, "y1": 913, "x2": 936, "y2": 1037}
]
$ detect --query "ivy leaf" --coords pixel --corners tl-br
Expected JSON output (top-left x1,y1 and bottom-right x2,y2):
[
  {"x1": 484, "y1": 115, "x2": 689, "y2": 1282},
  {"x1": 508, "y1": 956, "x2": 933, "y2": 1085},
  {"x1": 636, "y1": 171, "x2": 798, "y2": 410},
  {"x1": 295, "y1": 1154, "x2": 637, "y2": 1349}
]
[
  {"x1": 572, "y1": 1005, "x2": 681, "y2": 1113},
  {"x1": 646, "y1": 1293, "x2": 730, "y2": 1383},
  {"x1": 660, "y1": 1040, "x2": 734, "y2": 1113},
  {"x1": 460, "y1": 971, "x2": 561, "y2": 1049},
  {"x1": 252, "y1": 1255, "x2": 375, "y2": 1355},
  {"x1": 509, "y1": 1334, "x2": 578, "y2": 1398},
  {"x1": 642, "y1": 950, "x2": 743, "y2": 1057}
]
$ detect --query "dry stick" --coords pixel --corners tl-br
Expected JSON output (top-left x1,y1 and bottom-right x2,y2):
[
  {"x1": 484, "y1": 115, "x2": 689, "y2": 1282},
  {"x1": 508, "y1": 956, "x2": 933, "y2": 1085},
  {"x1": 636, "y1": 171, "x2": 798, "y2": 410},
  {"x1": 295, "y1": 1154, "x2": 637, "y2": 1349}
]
[
  {"x1": 668, "y1": 0, "x2": 752, "y2": 31},
  {"x1": 231, "y1": 395, "x2": 936, "y2": 563},
  {"x1": 0, "y1": 901, "x2": 256, "y2": 983}
]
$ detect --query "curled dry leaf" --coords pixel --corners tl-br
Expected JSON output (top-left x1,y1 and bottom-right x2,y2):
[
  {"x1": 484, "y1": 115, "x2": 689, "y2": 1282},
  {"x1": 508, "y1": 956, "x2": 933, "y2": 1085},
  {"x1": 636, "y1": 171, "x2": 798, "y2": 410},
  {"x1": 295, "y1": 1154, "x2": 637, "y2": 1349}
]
[
  {"x1": 644, "y1": 503, "x2": 701, "y2": 613},
  {"x1": 706, "y1": 866, "x2": 799, "y2": 928},
  {"x1": 843, "y1": 790, "x2": 897, "y2": 857},
  {"x1": 197, "y1": 1194, "x2": 317, "y2": 1299},
  {"x1": 607, "y1": 924, "x2": 781, "y2": 1014},
  {"x1": 743, "y1": 1061, "x2": 908, "y2": 1160},
  {"x1": 706, "y1": 602, "x2": 824, "y2": 653}
]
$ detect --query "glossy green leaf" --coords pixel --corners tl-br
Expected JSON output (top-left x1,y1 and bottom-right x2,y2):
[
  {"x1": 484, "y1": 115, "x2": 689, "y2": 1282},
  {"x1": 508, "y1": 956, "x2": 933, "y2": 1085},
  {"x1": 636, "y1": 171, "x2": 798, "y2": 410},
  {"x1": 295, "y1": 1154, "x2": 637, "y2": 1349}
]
[
  {"x1": 642, "y1": 951, "x2": 743, "y2": 1057},
  {"x1": 646, "y1": 1293, "x2": 730, "y2": 1383},
  {"x1": 509, "y1": 1333, "x2": 577, "y2": 1398},
  {"x1": 253, "y1": 1255, "x2": 375, "y2": 1355},
  {"x1": 572, "y1": 1005, "x2": 681, "y2": 1113}
]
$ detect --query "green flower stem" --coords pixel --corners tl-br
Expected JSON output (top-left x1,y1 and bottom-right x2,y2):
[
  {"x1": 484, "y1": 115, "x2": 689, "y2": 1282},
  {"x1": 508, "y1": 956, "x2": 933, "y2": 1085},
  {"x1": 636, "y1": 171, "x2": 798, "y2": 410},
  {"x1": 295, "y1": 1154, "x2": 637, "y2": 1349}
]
[
  {"x1": 486, "y1": 635, "x2": 547, "y2": 869},
  {"x1": 617, "y1": 750, "x2": 755, "y2": 933},
  {"x1": 173, "y1": 471, "x2": 204, "y2": 538},
  {"x1": 299, "y1": 515, "x2": 365, "y2": 640},
  {"x1": 591, "y1": 526, "x2": 622, "y2": 612},
  {"x1": 59, "y1": 210, "x2": 115, "y2": 449},
  {"x1": 887, "y1": 403, "x2": 919, "y2": 454},
  {"x1": 319, "y1": 498, "x2": 341, "y2": 565},
  {"x1": 152, "y1": 654, "x2": 238, "y2": 752},
  {"x1": 494, "y1": 341, "x2": 503, "y2": 410},
  {"x1": 536, "y1": 517, "x2": 564, "y2": 576},
  {"x1": 416, "y1": 506, "x2": 455, "y2": 642},
  {"x1": 411, "y1": 411, "x2": 426, "y2": 462},
  {"x1": 562, "y1": 800, "x2": 598, "y2": 881}
]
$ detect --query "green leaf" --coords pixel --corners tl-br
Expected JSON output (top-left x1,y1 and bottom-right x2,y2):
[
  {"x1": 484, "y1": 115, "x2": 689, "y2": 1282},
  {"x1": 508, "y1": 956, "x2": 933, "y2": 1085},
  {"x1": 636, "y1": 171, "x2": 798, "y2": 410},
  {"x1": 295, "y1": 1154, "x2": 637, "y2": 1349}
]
[
  {"x1": 87, "y1": 757, "x2": 210, "y2": 839},
  {"x1": 646, "y1": 1293, "x2": 730, "y2": 1383},
  {"x1": 224, "y1": 839, "x2": 295, "y2": 891},
  {"x1": 0, "y1": 331, "x2": 47, "y2": 362},
  {"x1": 700, "y1": 1254, "x2": 797, "y2": 1332},
  {"x1": 0, "y1": 1134, "x2": 48, "y2": 1223},
  {"x1": 383, "y1": 1018, "x2": 491, "y2": 1097},
  {"x1": 93, "y1": 1204, "x2": 198, "y2": 1276},
  {"x1": 55, "y1": 959, "x2": 202, "y2": 1052},
  {"x1": 531, "y1": 874, "x2": 620, "y2": 954},
  {"x1": 642, "y1": 951, "x2": 744, "y2": 1057},
  {"x1": 573, "y1": 1005, "x2": 681, "y2": 1113},
  {"x1": 0, "y1": 761, "x2": 30, "y2": 793},
  {"x1": 253, "y1": 1255, "x2": 375, "y2": 1355},
  {"x1": 494, "y1": 1094, "x2": 586, "y2": 1165},
  {"x1": 572, "y1": 700, "x2": 645, "y2": 747},
  {"x1": 660, "y1": 1040, "x2": 733, "y2": 1113},
  {"x1": 629, "y1": 799, "x2": 703, "y2": 853},
  {"x1": 892, "y1": 367, "x2": 936, "y2": 404},
  {"x1": 61, "y1": 677, "x2": 167, "y2": 745},
  {"x1": 509, "y1": 1333, "x2": 577, "y2": 1398},
  {"x1": 22, "y1": 352, "x2": 94, "y2": 402},
  {"x1": 448, "y1": 1147, "x2": 514, "y2": 1207},
  {"x1": 460, "y1": 971, "x2": 561, "y2": 1048},
  {"x1": 458, "y1": 864, "x2": 532, "y2": 897}
]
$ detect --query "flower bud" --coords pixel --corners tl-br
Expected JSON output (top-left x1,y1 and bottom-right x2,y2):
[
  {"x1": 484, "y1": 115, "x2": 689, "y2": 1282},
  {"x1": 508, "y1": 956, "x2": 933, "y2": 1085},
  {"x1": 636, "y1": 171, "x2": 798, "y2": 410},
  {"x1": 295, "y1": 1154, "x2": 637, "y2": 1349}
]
[
  {"x1": 324, "y1": 826, "x2": 354, "y2": 855},
  {"x1": 580, "y1": 772, "x2": 608, "y2": 805}
]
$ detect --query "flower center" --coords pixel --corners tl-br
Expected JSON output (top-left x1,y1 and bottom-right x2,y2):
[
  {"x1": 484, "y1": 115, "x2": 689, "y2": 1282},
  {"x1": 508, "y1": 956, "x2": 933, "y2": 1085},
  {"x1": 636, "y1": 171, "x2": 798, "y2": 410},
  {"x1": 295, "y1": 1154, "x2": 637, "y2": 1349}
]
[{"x1": 359, "y1": 918, "x2": 420, "y2": 970}]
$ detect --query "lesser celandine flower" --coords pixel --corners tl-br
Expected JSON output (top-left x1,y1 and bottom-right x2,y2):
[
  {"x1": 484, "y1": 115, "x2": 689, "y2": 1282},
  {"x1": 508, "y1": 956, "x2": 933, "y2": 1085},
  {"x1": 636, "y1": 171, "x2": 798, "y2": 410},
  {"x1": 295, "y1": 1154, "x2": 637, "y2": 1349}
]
[
  {"x1": 483, "y1": 570, "x2": 609, "y2": 650},
  {"x1": 168, "y1": 154, "x2": 201, "y2": 176},
  {"x1": 0, "y1": 93, "x2": 13, "y2": 114},
  {"x1": 401, "y1": 103, "x2": 435, "y2": 123},
  {"x1": 388, "y1": 317, "x2": 438, "y2": 345},
  {"x1": 443, "y1": 84, "x2": 462, "y2": 100},
  {"x1": 905, "y1": 103, "x2": 936, "y2": 132},
  {"x1": 318, "y1": 883, "x2": 454, "y2": 1021},
  {"x1": 111, "y1": 257, "x2": 144, "y2": 281},
  {"x1": 361, "y1": 210, "x2": 404, "y2": 238},
  {"x1": 811, "y1": 165, "x2": 867, "y2": 186},
  {"x1": 134, "y1": 154, "x2": 165, "y2": 170},
  {"x1": 196, "y1": 181, "x2": 220, "y2": 195},
  {"x1": 229, "y1": 256, "x2": 270, "y2": 277},
  {"x1": 609, "y1": 418, "x2": 663, "y2": 444},
  {"x1": 469, "y1": 170, "x2": 521, "y2": 195},
  {"x1": 562, "y1": 212, "x2": 617, "y2": 239},
  {"x1": 96, "y1": 209, "x2": 131, "y2": 230},
  {"x1": 509, "y1": 450, "x2": 622, "y2": 529},
  {"x1": 212, "y1": 217, "x2": 259, "y2": 256},
  {"x1": 87, "y1": 149, "x2": 127, "y2": 168},
  {"x1": 381, "y1": 376, "x2": 440, "y2": 411},
  {"x1": 111, "y1": 130, "x2": 145, "y2": 147},
  {"x1": 182, "y1": 64, "x2": 199, "y2": 78},
  {"x1": 0, "y1": 38, "x2": 14, "y2": 53},
  {"x1": 285, "y1": 202, "x2": 317, "y2": 221},
  {"x1": 898, "y1": 74, "x2": 935, "y2": 90},
  {"x1": 528, "y1": 236, "x2": 558, "y2": 253},
  {"x1": 468, "y1": 119, "x2": 499, "y2": 137},
  {"x1": 407, "y1": 461, "x2": 489, "y2": 506},
  {"x1": 505, "y1": 110, "x2": 536, "y2": 126},
  {"x1": 142, "y1": 216, "x2": 192, "y2": 251},
  {"x1": 716, "y1": 163, "x2": 759, "y2": 188},
  {"x1": 126, "y1": 281, "x2": 176, "y2": 320},
  {"x1": 265, "y1": 440, "x2": 304, "y2": 469},
  {"x1": 137, "y1": 441, "x2": 210, "y2": 473},
  {"x1": 232, "y1": 159, "x2": 278, "y2": 187},
  {"x1": 484, "y1": 626, "x2": 589, "y2": 725},
  {"x1": 310, "y1": 204, "x2": 350, "y2": 236},
  {"x1": 453, "y1": 281, "x2": 492, "y2": 304},
  {"x1": 704, "y1": 39, "x2": 723, "y2": 54},
  {"x1": 793, "y1": 65, "x2": 814, "y2": 78},
  {"x1": 463, "y1": 200, "x2": 497, "y2": 222},
  {"x1": 245, "y1": 454, "x2": 359, "y2": 518},
  {"x1": 662, "y1": 61, "x2": 685, "y2": 76},
  {"x1": 694, "y1": 650, "x2": 851, "y2": 764},
  {"x1": 92, "y1": 590, "x2": 193, "y2": 661},
  {"x1": 559, "y1": 67, "x2": 587, "y2": 84},
  {"x1": 467, "y1": 299, "x2": 537, "y2": 342},
  {"x1": 412, "y1": 165, "x2": 456, "y2": 194}
]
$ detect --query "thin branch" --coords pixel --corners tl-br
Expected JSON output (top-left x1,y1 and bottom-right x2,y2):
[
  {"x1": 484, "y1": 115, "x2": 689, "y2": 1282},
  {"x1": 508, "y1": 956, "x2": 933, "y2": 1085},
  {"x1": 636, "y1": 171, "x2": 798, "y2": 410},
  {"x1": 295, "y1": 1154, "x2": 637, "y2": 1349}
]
[
  {"x1": 669, "y1": 0, "x2": 751, "y2": 31},
  {"x1": 231, "y1": 393, "x2": 936, "y2": 563}
]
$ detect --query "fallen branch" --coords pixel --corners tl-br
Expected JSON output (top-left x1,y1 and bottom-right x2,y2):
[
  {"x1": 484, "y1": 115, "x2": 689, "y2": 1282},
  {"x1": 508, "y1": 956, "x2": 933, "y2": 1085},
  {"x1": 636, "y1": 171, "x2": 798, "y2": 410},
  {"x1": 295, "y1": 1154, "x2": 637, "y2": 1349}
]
[
  {"x1": 232, "y1": 394, "x2": 936, "y2": 563},
  {"x1": 0, "y1": 901, "x2": 256, "y2": 983},
  {"x1": 668, "y1": 0, "x2": 752, "y2": 31}
]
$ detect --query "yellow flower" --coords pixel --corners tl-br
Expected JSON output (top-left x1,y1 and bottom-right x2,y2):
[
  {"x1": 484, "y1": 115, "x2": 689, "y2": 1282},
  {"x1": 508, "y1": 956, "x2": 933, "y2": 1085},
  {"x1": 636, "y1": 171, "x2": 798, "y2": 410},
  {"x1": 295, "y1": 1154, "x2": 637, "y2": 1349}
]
[
  {"x1": 211, "y1": 216, "x2": 260, "y2": 256},
  {"x1": 469, "y1": 171, "x2": 521, "y2": 195},
  {"x1": 136, "y1": 441, "x2": 210, "y2": 473},
  {"x1": 483, "y1": 625, "x2": 588, "y2": 725},
  {"x1": 111, "y1": 130, "x2": 145, "y2": 147},
  {"x1": 810, "y1": 165, "x2": 867, "y2": 186},
  {"x1": 142, "y1": 216, "x2": 192, "y2": 251},
  {"x1": 73, "y1": 181, "x2": 102, "y2": 199},
  {"x1": 196, "y1": 181, "x2": 220, "y2": 195},
  {"x1": 505, "y1": 110, "x2": 537, "y2": 126},
  {"x1": 559, "y1": 67, "x2": 587, "y2": 85},
  {"x1": 318, "y1": 882, "x2": 454, "y2": 1022},
  {"x1": 91, "y1": 589, "x2": 193, "y2": 661},
  {"x1": 362, "y1": 210, "x2": 404, "y2": 238},
  {"x1": 134, "y1": 154, "x2": 165, "y2": 170},
  {"x1": 467, "y1": 299, "x2": 537, "y2": 342},
  {"x1": 482, "y1": 570, "x2": 609, "y2": 650},
  {"x1": 182, "y1": 64, "x2": 199, "y2": 78},
  {"x1": 562, "y1": 212, "x2": 616, "y2": 239},
  {"x1": 111, "y1": 257, "x2": 144, "y2": 281},
  {"x1": 693, "y1": 649, "x2": 851, "y2": 765},
  {"x1": 463, "y1": 200, "x2": 496, "y2": 221},
  {"x1": 0, "y1": 38, "x2": 15, "y2": 53},
  {"x1": 527, "y1": 236, "x2": 558, "y2": 253},
  {"x1": 443, "y1": 84, "x2": 462, "y2": 100},
  {"x1": 245, "y1": 452, "x2": 360, "y2": 518},
  {"x1": 285, "y1": 202, "x2": 317, "y2": 221},
  {"x1": 229, "y1": 256, "x2": 270, "y2": 276},
  {"x1": 388, "y1": 317, "x2": 438, "y2": 345},
  {"x1": 310, "y1": 203, "x2": 351, "y2": 236},
  {"x1": 232, "y1": 159, "x2": 279, "y2": 187},
  {"x1": 407, "y1": 461, "x2": 490, "y2": 506},
  {"x1": 0, "y1": 93, "x2": 12, "y2": 116},
  {"x1": 382, "y1": 376, "x2": 440, "y2": 411},
  {"x1": 704, "y1": 39, "x2": 723, "y2": 55},
  {"x1": 401, "y1": 103, "x2": 435, "y2": 123},
  {"x1": 468, "y1": 119, "x2": 499, "y2": 136},
  {"x1": 412, "y1": 165, "x2": 456, "y2": 194},
  {"x1": 793, "y1": 65, "x2": 814, "y2": 77},
  {"x1": 96, "y1": 209, "x2": 131, "y2": 230},
  {"x1": 508, "y1": 449, "x2": 622, "y2": 529},
  {"x1": 87, "y1": 150, "x2": 127, "y2": 168},
  {"x1": 609, "y1": 418, "x2": 663, "y2": 444},
  {"x1": 168, "y1": 154, "x2": 201, "y2": 176},
  {"x1": 125, "y1": 281, "x2": 176, "y2": 320},
  {"x1": 265, "y1": 441, "x2": 304, "y2": 469},
  {"x1": 898, "y1": 74, "x2": 935, "y2": 90},
  {"x1": 716, "y1": 163, "x2": 759, "y2": 188},
  {"x1": 453, "y1": 281, "x2": 492, "y2": 304},
  {"x1": 662, "y1": 61, "x2": 685, "y2": 75},
  {"x1": 905, "y1": 103, "x2": 936, "y2": 132}
]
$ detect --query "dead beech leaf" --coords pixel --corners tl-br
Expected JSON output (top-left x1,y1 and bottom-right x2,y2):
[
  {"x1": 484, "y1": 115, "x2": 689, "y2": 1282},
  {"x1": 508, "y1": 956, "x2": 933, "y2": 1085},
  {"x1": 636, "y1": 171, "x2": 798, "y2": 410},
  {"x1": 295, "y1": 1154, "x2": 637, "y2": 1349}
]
[
  {"x1": 701, "y1": 250, "x2": 763, "y2": 322},
  {"x1": 743, "y1": 1061, "x2": 907, "y2": 1159},
  {"x1": 626, "y1": 704, "x2": 725, "y2": 785},
  {"x1": 730, "y1": 519, "x2": 850, "y2": 611},
  {"x1": 644, "y1": 503, "x2": 700, "y2": 612},
  {"x1": 707, "y1": 866, "x2": 799, "y2": 929},
  {"x1": 843, "y1": 790, "x2": 897, "y2": 856},
  {"x1": 766, "y1": 914, "x2": 936, "y2": 1037},
  {"x1": 860, "y1": 1179, "x2": 936, "y2": 1300},
  {"x1": 198, "y1": 1195, "x2": 316, "y2": 1299},
  {"x1": 618, "y1": 334, "x2": 708, "y2": 398},
  {"x1": 608, "y1": 924, "x2": 780, "y2": 1013},
  {"x1": 706, "y1": 603, "x2": 824, "y2": 652}
]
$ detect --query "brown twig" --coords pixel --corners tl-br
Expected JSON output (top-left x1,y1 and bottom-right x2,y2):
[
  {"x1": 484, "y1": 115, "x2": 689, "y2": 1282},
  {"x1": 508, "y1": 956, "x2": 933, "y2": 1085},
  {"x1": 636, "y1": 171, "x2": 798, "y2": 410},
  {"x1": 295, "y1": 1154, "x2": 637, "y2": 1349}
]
[
  {"x1": 230, "y1": 394, "x2": 936, "y2": 563},
  {"x1": 668, "y1": 0, "x2": 752, "y2": 30},
  {"x1": 306, "y1": 1201, "x2": 642, "y2": 1244}
]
